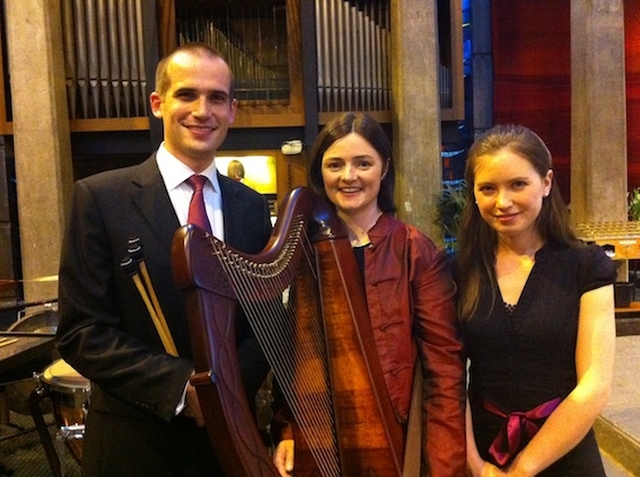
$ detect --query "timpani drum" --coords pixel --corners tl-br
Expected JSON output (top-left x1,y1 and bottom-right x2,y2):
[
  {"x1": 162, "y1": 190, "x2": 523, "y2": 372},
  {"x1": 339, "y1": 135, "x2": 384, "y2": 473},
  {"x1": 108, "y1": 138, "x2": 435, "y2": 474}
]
[{"x1": 35, "y1": 359, "x2": 90, "y2": 463}]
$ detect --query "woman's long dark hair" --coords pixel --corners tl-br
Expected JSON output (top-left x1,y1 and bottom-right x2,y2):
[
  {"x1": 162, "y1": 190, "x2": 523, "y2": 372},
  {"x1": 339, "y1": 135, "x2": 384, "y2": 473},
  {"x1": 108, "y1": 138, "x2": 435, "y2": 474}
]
[
  {"x1": 456, "y1": 124, "x2": 579, "y2": 320},
  {"x1": 308, "y1": 112, "x2": 396, "y2": 213}
]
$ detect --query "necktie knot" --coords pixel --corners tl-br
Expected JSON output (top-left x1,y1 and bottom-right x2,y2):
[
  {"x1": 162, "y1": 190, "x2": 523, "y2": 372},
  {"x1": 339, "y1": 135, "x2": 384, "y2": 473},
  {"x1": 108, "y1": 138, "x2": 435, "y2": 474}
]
[
  {"x1": 186, "y1": 175, "x2": 212, "y2": 233},
  {"x1": 186, "y1": 174, "x2": 208, "y2": 192}
]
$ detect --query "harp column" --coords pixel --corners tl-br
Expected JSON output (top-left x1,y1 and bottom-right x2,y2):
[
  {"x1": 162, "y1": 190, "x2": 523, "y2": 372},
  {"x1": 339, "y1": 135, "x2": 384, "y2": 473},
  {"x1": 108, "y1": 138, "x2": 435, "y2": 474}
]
[
  {"x1": 390, "y1": 0, "x2": 443, "y2": 241},
  {"x1": 5, "y1": 0, "x2": 73, "y2": 301}
]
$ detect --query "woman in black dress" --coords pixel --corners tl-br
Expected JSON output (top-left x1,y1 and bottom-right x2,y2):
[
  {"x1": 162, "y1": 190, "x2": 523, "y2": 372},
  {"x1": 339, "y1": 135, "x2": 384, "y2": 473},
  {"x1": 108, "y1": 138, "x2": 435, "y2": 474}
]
[{"x1": 456, "y1": 125, "x2": 616, "y2": 476}]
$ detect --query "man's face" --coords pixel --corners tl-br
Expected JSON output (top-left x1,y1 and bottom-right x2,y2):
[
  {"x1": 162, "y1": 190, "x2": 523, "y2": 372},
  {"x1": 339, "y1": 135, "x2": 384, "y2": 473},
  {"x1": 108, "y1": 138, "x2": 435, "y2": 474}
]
[{"x1": 150, "y1": 51, "x2": 237, "y2": 171}]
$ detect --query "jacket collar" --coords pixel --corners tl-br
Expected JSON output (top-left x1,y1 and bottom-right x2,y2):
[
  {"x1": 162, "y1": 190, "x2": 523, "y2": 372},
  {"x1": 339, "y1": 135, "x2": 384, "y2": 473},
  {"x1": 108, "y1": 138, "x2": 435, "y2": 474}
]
[{"x1": 366, "y1": 212, "x2": 396, "y2": 244}]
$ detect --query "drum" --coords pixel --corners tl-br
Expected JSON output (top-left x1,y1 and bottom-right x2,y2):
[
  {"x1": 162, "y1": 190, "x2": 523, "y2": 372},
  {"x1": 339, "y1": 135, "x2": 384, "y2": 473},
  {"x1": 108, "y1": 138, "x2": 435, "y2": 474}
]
[{"x1": 37, "y1": 359, "x2": 90, "y2": 463}]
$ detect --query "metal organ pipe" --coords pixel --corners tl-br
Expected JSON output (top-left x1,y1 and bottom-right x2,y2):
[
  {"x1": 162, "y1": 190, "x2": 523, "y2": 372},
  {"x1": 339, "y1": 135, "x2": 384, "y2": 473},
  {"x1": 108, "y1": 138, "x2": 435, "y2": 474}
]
[
  {"x1": 58, "y1": 0, "x2": 392, "y2": 119},
  {"x1": 315, "y1": 0, "x2": 390, "y2": 114},
  {"x1": 61, "y1": 0, "x2": 148, "y2": 120}
]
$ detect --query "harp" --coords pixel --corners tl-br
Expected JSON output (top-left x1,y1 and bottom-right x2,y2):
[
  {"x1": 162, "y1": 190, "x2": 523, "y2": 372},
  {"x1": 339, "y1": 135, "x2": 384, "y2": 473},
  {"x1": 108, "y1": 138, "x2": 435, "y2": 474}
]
[{"x1": 171, "y1": 187, "x2": 404, "y2": 476}]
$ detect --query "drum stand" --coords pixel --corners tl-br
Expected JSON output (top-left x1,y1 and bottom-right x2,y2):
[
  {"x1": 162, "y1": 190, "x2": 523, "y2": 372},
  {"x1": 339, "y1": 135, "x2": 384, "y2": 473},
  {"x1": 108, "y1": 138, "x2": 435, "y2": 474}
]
[
  {"x1": 29, "y1": 384, "x2": 63, "y2": 477},
  {"x1": 29, "y1": 368, "x2": 87, "y2": 477}
]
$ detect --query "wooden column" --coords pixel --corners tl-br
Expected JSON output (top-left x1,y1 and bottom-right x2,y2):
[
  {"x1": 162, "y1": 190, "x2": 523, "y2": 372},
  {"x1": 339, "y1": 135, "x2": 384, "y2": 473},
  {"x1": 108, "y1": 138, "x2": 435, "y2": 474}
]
[
  {"x1": 5, "y1": 0, "x2": 73, "y2": 301},
  {"x1": 391, "y1": 0, "x2": 442, "y2": 241},
  {"x1": 570, "y1": 0, "x2": 627, "y2": 225}
]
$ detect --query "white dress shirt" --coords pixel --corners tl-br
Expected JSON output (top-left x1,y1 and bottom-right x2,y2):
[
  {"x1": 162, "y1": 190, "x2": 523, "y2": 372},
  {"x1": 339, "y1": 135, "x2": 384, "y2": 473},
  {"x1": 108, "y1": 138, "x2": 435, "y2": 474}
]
[{"x1": 156, "y1": 143, "x2": 225, "y2": 241}]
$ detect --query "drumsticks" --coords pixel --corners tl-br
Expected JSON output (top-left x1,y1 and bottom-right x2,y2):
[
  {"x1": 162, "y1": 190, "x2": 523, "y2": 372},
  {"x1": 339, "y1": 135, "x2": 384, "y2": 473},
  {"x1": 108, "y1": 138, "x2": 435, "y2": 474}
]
[{"x1": 120, "y1": 238, "x2": 178, "y2": 357}]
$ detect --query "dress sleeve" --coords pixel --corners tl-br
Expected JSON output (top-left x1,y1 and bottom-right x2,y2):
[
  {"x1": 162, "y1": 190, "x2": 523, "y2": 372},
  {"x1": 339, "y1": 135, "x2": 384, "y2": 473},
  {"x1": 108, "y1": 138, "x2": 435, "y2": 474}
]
[{"x1": 577, "y1": 244, "x2": 617, "y2": 294}]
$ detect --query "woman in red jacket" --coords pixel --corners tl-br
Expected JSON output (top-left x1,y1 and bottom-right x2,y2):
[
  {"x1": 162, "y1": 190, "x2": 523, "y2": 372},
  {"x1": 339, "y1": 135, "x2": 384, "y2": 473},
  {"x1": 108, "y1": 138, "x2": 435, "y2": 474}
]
[{"x1": 272, "y1": 112, "x2": 466, "y2": 476}]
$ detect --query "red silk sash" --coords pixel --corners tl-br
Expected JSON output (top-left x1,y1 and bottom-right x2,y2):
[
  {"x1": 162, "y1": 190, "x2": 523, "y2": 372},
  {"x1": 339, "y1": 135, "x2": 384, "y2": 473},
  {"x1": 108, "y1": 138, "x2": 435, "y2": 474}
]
[{"x1": 477, "y1": 395, "x2": 562, "y2": 466}]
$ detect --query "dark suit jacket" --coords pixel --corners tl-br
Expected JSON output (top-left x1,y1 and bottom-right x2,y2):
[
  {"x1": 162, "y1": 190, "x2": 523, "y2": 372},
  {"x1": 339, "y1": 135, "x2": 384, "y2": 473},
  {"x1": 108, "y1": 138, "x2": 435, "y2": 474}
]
[{"x1": 56, "y1": 155, "x2": 272, "y2": 476}]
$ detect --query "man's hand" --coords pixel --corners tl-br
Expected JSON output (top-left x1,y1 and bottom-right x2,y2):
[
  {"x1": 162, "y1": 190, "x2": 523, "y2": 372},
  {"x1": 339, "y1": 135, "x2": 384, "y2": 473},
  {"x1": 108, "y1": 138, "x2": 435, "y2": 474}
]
[{"x1": 183, "y1": 382, "x2": 205, "y2": 427}]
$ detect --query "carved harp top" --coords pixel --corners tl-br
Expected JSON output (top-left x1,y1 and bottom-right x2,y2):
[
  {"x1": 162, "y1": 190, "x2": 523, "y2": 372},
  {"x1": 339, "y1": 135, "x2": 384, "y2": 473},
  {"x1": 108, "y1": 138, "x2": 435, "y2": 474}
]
[{"x1": 172, "y1": 187, "x2": 404, "y2": 477}]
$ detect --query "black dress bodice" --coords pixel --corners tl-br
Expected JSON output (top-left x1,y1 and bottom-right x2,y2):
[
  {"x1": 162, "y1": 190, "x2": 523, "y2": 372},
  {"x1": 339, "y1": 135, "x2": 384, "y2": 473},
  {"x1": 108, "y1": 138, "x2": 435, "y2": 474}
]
[{"x1": 462, "y1": 243, "x2": 616, "y2": 475}]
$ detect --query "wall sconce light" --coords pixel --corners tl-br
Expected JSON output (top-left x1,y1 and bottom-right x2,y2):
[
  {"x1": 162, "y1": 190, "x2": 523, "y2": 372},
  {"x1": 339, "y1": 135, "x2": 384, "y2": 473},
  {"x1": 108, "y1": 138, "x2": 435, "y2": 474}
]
[{"x1": 281, "y1": 140, "x2": 303, "y2": 156}]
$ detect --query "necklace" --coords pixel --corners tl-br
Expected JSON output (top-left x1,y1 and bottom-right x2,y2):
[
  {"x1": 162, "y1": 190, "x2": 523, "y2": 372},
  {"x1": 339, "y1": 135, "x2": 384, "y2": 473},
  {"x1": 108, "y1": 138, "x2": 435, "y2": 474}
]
[{"x1": 344, "y1": 211, "x2": 382, "y2": 247}]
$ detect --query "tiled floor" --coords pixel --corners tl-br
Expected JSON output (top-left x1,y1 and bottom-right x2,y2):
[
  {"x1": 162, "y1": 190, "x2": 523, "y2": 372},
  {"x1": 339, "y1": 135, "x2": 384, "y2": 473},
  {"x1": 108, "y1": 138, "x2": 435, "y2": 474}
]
[
  {"x1": 0, "y1": 410, "x2": 79, "y2": 477},
  {"x1": 603, "y1": 336, "x2": 640, "y2": 441},
  {"x1": 595, "y1": 334, "x2": 640, "y2": 476}
]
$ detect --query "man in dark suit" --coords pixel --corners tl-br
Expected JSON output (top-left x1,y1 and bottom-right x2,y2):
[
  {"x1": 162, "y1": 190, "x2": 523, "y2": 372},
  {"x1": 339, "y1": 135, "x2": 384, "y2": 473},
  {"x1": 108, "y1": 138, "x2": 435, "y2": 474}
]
[{"x1": 56, "y1": 43, "x2": 272, "y2": 476}]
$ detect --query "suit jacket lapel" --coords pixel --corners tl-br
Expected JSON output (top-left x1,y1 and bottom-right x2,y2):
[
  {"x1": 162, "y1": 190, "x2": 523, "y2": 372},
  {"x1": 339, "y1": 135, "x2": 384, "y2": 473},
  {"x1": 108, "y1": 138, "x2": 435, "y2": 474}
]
[{"x1": 131, "y1": 155, "x2": 180, "y2": 253}]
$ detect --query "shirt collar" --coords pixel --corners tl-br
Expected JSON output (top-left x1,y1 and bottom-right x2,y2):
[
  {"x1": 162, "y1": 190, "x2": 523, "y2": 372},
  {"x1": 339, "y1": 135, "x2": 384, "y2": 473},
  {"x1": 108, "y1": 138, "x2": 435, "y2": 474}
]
[{"x1": 156, "y1": 143, "x2": 221, "y2": 192}]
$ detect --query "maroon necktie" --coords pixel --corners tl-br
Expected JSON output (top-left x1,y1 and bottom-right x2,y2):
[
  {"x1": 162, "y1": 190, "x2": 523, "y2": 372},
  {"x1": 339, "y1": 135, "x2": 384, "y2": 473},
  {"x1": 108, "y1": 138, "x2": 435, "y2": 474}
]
[{"x1": 186, "y1": 175, "x2": 212, "y2": 233}]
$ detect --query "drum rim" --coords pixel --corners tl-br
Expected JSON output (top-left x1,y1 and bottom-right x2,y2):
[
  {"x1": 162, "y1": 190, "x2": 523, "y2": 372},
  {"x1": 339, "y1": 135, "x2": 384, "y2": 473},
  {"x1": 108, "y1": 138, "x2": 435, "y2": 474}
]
[{"x1": 41, "y1": 359, "x2": 91, "y2": 390}]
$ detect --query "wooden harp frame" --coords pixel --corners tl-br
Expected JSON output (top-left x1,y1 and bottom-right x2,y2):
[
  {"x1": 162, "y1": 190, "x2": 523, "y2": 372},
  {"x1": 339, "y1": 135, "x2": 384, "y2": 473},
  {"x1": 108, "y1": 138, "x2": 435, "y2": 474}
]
[{"x1": 172, "y1": 187, "x2": 404, "y2": 477}]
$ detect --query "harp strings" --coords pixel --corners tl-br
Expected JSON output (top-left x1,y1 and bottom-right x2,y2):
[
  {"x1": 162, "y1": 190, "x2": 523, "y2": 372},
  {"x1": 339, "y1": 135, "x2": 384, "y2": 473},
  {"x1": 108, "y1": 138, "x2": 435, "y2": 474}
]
[{"x1": 210, "y1": 216, "x2": 341, "y2": 477}]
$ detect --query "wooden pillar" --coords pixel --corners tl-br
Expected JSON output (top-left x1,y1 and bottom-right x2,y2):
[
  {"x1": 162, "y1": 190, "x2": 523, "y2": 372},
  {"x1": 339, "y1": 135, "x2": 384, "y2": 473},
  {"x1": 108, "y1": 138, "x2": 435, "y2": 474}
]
[
  {"x1": 391, "y1": 0, "x2": 442, "y2": 241},
  {"x1": 570, "y1": 0, "x2": 627, "y2": 225},
  {"x1": 5, "y1": 0, "x2": 73, "y2": 301}
]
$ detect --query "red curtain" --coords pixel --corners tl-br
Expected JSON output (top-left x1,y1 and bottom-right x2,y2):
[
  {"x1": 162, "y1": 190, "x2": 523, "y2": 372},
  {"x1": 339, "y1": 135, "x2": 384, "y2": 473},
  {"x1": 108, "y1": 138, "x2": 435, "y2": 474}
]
[
  {"x1": 492, "y1": 1, "x2": 640, "y2": 201},
  {"x1": 491, "y1": 1, "x2": 571, "y2": 202},
  {"x1": 625, "y1": 2, "x2": 640, "y2": 191}
]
